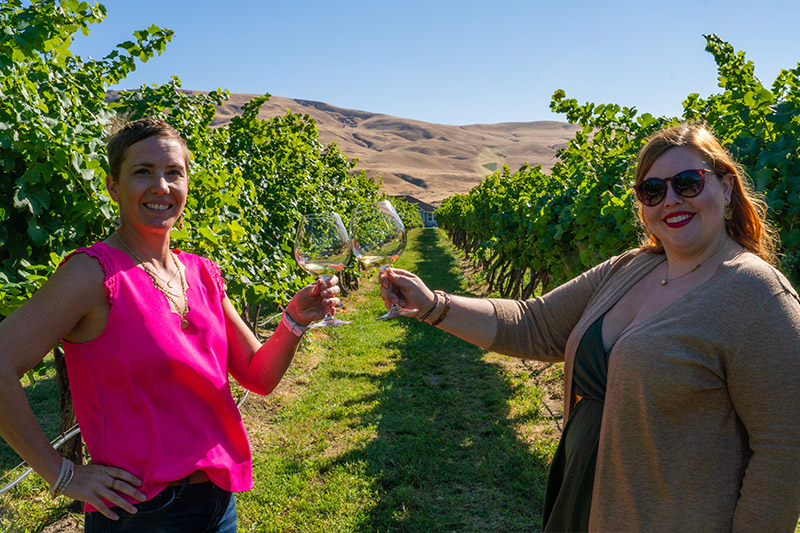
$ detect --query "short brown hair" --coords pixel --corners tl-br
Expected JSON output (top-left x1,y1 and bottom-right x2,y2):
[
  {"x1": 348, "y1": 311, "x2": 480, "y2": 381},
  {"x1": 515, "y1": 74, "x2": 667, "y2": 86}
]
[
  {"x1": 107, "y1": 117, "x2": 190, "y2": 180},
  {"x1": 634, "y1": 123, "x2": 777, "y2": 265}
]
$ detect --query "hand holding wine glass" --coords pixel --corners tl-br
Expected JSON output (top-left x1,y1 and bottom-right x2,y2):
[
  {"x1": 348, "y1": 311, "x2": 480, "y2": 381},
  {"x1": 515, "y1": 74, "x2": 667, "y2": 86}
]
[
  {"x1": 350, "y1": 200, "x2": 418, "y2": 320},
  {"x1": 294, "y1": 212, "x2": 351, "y2": 327}
]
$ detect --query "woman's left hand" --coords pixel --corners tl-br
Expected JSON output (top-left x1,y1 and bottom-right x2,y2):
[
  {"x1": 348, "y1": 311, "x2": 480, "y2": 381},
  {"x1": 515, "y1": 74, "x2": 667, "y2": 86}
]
[{"x1": 284, "y1": 276, "x2": 341, "y2": 326}]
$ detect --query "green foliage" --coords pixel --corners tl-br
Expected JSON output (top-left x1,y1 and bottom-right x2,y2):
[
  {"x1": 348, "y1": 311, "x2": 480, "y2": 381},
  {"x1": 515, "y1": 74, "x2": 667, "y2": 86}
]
[
  {"x1": 1, "y1": 0, "x2": 172, "y2": 316},
  {"x1": 388, "y1": 196, "x2": 424, "y2": 230},
  {"x1": 0, "y1": 0, "x2": 385, "y2": 350},
  {"x1": 685, "y1": 34, "x2": 800, "y2": 285},
  {"x1": 437, "y1": 34, "x2": 800, "y2": 295}
]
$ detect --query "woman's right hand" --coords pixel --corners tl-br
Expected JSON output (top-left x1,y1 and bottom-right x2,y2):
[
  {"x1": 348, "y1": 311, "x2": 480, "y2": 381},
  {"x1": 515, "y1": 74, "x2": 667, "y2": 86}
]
[
  {"x1": 63, "y1": 463, "x2": 146, "y2": 520},
  {"x1": 380, "y1": 268, "x2": 498, "y2": 347},
  {"x1": 379, "y1": 268, "x2": 435, "y2": 319}
]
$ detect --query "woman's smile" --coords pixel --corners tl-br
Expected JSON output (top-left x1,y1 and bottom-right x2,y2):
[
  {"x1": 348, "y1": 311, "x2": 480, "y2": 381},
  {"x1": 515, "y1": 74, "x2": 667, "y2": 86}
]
[
  {"x1": 663, "y1": 211, "x2": 694, "y2": 228},
  {"x1": 144, "y1": 202, "x2": 172, "y2": 211}
]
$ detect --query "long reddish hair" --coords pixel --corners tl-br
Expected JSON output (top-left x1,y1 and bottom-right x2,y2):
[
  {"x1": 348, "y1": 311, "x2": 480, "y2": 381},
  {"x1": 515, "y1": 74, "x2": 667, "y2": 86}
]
[{"x1": 634, "y1": 123, "x2": 777, "y2": 265}]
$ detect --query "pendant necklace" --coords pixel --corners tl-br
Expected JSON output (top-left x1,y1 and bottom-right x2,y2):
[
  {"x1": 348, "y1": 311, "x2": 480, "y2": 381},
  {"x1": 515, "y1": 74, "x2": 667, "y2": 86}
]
[
  {"x1": 661, "y1": 238, "x2": 728, "y2": 286},
  {"x1": 116, "y1": 232, "x2": 190, "y2": 328}
]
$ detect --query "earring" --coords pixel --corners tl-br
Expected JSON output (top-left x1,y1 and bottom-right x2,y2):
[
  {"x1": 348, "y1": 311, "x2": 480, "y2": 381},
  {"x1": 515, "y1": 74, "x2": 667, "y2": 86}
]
[
  {"x1": 113, "y1": 216, "x2": 121, "y2": 229},
  {"x1": 177, "y1": 214, "x2": 184, "y2": 230},
  {"x1": 724, "y1": 203, "x2": 733, "y2": 222}
]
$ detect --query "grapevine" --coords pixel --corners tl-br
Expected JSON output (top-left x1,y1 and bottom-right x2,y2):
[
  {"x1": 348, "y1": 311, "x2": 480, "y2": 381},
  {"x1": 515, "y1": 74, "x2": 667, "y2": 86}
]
[{"x1": 437, "y1": 34, "x2": 800, "y2": 296}]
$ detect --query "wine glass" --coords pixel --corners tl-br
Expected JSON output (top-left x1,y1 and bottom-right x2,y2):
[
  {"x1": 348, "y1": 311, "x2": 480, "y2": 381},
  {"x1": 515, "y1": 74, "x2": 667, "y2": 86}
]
[
  {"x1": 350, "y1": 200, "x2": 418, "y2": 320},
  {"x1": 294, "y1": 212, "x2": 352, "y2": 327}
]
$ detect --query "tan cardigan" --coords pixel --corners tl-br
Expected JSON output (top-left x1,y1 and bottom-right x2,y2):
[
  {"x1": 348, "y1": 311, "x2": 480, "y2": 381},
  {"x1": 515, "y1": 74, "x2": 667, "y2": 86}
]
[{"x1": 490, "y1": 249, "x2": 800, "y2": 531}]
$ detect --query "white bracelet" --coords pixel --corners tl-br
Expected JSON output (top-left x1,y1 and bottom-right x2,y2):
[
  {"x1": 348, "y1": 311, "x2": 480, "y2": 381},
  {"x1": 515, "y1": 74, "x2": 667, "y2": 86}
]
[
  {"x1": 282, "y1": 312, "x2": 310, "y2": 337},
  {"x1": 49, "y1": 457, "x2": 75, "y2": 497}
]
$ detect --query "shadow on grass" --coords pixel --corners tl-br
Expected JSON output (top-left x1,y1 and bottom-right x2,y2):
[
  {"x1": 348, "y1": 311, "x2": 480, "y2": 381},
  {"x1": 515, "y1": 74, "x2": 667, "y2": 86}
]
[{"x1": 330, "y1": 229, "x2": 550, "y2": 532}]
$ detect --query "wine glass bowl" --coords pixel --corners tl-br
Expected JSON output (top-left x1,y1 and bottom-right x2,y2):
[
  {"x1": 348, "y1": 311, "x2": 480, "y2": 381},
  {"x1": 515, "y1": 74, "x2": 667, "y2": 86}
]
[
  {"x1": 350, "y1": 200, "x2": 417, "y2": 319},
  {"x1": 294, "y1": 212, "x2": 351, "y2": 327}
]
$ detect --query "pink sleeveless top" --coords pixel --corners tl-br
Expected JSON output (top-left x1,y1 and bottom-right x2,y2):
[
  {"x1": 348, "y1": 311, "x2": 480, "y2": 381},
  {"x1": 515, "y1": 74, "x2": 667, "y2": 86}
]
[{"x1": 61, "y1": 242, "x2": 253, "y2": 510}]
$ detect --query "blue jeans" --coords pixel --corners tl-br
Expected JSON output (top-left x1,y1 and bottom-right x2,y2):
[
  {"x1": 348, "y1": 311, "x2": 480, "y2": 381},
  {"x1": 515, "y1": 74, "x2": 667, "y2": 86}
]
[{"x1": 84, "y1": 480, "x2": 236, "y2": 533}]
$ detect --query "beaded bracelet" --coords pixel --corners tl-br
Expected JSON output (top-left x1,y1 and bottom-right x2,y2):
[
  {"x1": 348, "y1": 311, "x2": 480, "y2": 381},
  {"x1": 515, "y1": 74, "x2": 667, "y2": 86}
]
[
  {"x1": 49, "y1": 457, "x2": 75, "y2": 497},
  {"x1": 417, "y1": 291, "x2": 439, "y2": 322},
  {"x1": 429, "y1": 291, "x2": 451, "y2": 327}
]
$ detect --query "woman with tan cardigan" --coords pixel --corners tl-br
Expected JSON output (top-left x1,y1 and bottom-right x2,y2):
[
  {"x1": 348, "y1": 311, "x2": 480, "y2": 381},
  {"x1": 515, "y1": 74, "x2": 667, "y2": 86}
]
[{"x1": 380, "y1": 123, "x2": 800, "y2": 531}]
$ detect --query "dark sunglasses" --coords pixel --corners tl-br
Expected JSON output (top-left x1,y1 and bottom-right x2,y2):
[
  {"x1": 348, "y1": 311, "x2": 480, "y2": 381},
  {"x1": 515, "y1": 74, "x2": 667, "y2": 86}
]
[{"x1": 633, "y1": 169, "x2": 710, "y2": 206}]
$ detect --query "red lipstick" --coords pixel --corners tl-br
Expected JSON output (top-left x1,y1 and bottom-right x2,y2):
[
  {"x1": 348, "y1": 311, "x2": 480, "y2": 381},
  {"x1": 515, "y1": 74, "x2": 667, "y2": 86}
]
[{"x1": 664, "y1": 211, "x2": 694, "y2": 228}]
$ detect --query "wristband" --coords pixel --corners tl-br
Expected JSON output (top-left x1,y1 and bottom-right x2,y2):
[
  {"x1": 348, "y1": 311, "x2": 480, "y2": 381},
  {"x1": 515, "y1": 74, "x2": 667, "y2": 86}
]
[{"x1": 282, "y1": 312, "x2": 310, "y2": 337}]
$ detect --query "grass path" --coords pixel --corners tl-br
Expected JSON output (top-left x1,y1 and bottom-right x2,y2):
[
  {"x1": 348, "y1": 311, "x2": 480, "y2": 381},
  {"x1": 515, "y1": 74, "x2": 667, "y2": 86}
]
[{"x1": 236, "y1": 228, "x2": 559, "y2": 532}]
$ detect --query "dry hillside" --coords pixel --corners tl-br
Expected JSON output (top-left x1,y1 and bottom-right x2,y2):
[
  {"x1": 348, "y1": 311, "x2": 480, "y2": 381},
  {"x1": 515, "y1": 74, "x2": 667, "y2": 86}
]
[{"x1": 200, "y1": 91, "x2": 580, "y2": 206}]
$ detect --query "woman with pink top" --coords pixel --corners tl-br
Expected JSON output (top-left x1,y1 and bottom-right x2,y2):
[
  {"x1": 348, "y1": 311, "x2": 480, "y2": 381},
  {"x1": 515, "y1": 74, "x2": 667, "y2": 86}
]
[{"x1": 0, "y1": 118, "x2": 340, "y2": 531}]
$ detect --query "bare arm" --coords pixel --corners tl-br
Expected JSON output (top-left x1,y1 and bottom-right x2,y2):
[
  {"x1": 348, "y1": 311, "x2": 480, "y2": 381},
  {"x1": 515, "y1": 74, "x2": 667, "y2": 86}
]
[
  {"x1": 0, "y1": 254, "x2": 144, "y2": 520},
  {"x1": 226, "y1": 277, "x2": 340, "y2": 395}
]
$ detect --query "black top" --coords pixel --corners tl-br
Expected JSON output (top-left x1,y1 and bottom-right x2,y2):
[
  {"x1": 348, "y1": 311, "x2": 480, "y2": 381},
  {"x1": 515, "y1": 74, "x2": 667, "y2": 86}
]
[{"x1": 543, "y1": 314, "x2": 609, "y2": 532}]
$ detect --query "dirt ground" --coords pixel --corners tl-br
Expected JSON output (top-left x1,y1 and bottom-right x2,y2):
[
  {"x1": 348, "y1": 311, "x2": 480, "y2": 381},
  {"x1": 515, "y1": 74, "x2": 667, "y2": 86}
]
[{"x1": 38, "y1": 513, "x2": 81, "y2": 533}]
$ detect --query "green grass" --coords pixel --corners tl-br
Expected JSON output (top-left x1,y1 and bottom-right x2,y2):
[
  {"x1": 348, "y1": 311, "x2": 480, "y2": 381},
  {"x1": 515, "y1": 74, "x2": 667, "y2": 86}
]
[{"x1": 0, "y1": 228, "x2": 560, "y2": 532}]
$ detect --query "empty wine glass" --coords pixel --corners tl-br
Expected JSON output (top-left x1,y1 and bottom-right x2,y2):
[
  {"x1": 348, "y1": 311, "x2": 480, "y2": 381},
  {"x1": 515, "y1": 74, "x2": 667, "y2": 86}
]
[
  {"x1": 350, "y1": 200, "x2": 417, "y2": 320},
  {"x1": 294, "y1": 212, "x2": 351, "y2": 327}
]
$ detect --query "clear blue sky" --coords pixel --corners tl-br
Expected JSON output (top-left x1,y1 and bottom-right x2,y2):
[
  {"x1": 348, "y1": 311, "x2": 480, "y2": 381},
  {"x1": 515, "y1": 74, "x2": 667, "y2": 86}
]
[{"x1": 71, "y1": 0, "x2": 800, "y2": 126}]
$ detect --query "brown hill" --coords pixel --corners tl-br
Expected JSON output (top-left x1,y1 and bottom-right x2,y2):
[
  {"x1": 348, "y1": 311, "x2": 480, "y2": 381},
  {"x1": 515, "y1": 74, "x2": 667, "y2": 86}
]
[{"x1": 206, "y1": 92, "x2": 580, "y2": 206}]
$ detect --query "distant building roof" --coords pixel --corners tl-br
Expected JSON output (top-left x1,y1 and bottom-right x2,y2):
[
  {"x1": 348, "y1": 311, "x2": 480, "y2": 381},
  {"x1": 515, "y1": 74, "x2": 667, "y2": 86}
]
[{"x1": 393, "y1": 195, "x2": 436, "y2": 212}]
